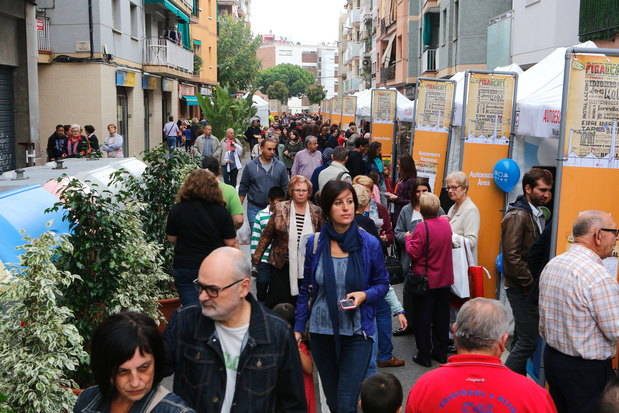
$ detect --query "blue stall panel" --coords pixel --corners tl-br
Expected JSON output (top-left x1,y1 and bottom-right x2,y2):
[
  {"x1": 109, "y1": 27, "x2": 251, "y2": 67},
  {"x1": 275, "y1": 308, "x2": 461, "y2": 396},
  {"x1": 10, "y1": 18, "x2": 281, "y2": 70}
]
[{"x1": 0, "y1": 185, "x2": 70, "y2": 266}]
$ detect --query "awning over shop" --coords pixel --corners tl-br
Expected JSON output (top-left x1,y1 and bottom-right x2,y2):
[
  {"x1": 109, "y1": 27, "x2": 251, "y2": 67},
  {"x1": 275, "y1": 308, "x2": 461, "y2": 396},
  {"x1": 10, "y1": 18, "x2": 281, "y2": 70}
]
[
  {"x1": 183, "y1": 95, "x2": 198, "y2": 106},
  {"x1": 144, "y1": 0, "x2": 189, "y2": 23}
]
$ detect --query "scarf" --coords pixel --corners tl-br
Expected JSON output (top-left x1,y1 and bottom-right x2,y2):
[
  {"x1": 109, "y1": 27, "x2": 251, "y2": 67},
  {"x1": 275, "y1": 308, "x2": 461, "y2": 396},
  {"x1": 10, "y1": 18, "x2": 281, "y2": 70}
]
[
  {"x1": 67, "y1": 137, "x2": 80, "y2": 156},
  {"x1": 318, "y1": 220, "x2": 364, "y2": 356},
  {"x1": 373, "y1": 157, "x2": 384, "y2": 174},
  {"x1": 288, "y1": 201, "x2": 314, "y2": 296}
]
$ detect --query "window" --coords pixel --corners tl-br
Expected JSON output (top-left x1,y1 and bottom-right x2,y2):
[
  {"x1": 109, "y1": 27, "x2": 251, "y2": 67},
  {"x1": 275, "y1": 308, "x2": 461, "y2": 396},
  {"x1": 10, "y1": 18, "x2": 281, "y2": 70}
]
[
  {"x1": 452, "y1": 1, "x2": 459, "y2": 41},
  {"x1": 279, "y1": 49, "x2": 292, "y2": 56},
  {"x1": 441, "y1": 9, "x2": 447, "y2": 46},
  {"x1": 112, "y1": 0, "x2": 122, "y2": 31},
  {"x1": 130, "y1": 4, "x2": 138, "y2": 38}
]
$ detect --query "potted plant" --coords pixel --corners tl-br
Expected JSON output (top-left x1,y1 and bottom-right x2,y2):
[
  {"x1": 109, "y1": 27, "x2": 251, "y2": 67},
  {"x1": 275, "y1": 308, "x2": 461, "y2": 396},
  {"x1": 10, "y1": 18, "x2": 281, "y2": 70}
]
[{"x1": 0, "y1": 232, "x2": 88, "y2": 412}]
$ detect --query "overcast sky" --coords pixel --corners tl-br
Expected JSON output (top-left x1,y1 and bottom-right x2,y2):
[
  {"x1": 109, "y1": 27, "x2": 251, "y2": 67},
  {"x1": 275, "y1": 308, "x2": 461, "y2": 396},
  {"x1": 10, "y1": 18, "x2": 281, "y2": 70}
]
[{"x1": 250, "y1": 0, "x2": 346, "y2": 45}]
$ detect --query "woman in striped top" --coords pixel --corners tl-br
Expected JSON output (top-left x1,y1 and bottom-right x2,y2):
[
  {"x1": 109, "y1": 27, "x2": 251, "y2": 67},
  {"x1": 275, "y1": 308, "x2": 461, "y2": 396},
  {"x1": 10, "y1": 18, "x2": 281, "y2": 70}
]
[{"x1": 252, "y1": 175, "x2": 322, "y2": 308}]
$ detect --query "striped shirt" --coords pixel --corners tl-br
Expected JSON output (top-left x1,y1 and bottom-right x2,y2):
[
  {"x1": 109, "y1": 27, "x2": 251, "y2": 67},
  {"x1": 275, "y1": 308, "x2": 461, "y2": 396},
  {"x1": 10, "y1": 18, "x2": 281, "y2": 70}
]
[
  {"x1": 539, "y1": 244, "x2": 619, "y2": 360},
  {"x1": 295, "y1": 213, "x2": 305, "y2": 244},
  {"x1": 250, "y1": 206, "x2": 272, "y2": 263}
]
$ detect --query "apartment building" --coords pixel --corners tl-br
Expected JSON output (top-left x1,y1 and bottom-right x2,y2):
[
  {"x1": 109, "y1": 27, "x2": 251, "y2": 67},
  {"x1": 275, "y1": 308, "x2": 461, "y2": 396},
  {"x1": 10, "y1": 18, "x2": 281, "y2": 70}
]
[
  {"x1": 0, "y1": 0, "x2": 38, "y2": 172},
  {"x1": 35, "y1": 0, "x2": 219, "y2": 160},
  {"x1": 376, "y1": 0, "x2": 408, "y2": 92},
  {"x1": 217, "y1": 0, "x2": 250, "y2": 20},
  {"x1": 317, "y1": 45, "x2": 338, "y2": 98},
  {"x1": 410, "y1": 0, "x2": 511, "y2": 87}
]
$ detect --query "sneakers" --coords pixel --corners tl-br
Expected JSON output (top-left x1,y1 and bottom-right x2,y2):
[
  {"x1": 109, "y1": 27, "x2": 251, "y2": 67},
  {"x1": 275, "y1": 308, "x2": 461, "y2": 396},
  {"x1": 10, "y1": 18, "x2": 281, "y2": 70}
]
[{"x1": 377, "y1": 357, "x2": 406, "y2": 368}]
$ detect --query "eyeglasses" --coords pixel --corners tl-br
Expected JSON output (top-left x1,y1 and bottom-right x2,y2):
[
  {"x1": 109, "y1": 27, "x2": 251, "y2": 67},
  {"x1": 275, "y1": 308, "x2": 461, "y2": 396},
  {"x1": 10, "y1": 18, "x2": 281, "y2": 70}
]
[
  {"x1": 446, "y1": 185, "x2": 462, "y2": 191},
  {"x1": 193, "y1": 278, "x2": 243, "y2": 298},
  {"x1": 601, "y1": 228, "x2": 619, "y2": 237}
]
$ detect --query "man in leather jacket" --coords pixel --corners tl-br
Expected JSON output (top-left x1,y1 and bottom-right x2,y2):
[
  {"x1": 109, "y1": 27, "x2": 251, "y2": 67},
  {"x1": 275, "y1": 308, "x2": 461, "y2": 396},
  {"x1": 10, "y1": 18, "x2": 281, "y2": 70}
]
[
  {"x1": 501, "y1": 168, "x2": 553, "y2": 376},
  {"x1": 164, "y1": 247, "x2": 306, "y2": 413}
]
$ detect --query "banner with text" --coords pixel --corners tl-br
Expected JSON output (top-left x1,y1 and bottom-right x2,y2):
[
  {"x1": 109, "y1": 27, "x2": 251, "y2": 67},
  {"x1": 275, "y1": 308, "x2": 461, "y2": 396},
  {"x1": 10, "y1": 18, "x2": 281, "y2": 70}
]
[
  {"x1": 333, "y1": 97, "x2": 343, "y2": 126},
  {"x1": 461, "y1": 71, "x2": 518, "y2": 298},
  {"x1": 371, "y1": 89, "x2": 397, "y2": 162},
  {"x1": 341, "y1": 96, "x2": 358, "y2": 128},
  {"x1": 553, "y1": 52, "x2": 619, "y2": 278},
  {"x1": 269, "y1": 99, "x2": 281, "y2": 117},
  {"x1": 412, "y1": 79, "x2": 456, "y2": 193}
]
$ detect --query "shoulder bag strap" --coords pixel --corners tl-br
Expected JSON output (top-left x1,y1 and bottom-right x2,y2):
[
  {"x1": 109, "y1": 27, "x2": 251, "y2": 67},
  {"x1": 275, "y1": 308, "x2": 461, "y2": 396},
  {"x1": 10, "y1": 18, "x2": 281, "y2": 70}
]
[{"x1": 423, "y1": 221, "x2": 429, "y2": 277}]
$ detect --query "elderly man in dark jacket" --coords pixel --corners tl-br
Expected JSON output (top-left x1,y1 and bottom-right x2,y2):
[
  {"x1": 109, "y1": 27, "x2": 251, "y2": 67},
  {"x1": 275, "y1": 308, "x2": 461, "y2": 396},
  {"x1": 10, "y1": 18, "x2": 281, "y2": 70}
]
[{"x1": 165, "y1": 247, "x2": 306, "y2": 413}]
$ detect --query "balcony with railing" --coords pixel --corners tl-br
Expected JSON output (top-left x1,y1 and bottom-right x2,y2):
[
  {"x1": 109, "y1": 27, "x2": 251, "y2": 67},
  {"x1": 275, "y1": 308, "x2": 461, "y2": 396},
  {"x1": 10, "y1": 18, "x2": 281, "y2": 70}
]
[
  {"x1": 421, "y1": 48, "x2": 437, "y2": 73},
  {"x1": 349, "y1": 8, "x2": 361, "y2": 26},
  {"x1": 144, "y1": 38, "x2": 194, "y2": 73},
  {"x1": 37, "y1": 17, "x2": 51, "y2": 53},
  {"x1": 381, "y1": 64, "x2": 396, "y2": 82},
  {"x1": 343, "y1": 42, "x2": 362, "y2": 63}
]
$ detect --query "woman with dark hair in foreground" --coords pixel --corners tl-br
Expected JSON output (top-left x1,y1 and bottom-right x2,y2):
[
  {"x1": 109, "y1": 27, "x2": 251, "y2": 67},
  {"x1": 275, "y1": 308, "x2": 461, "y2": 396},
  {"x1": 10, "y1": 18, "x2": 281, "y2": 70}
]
[{"x1": 74, "y1": 312, "x2": 195, "y2": 412}]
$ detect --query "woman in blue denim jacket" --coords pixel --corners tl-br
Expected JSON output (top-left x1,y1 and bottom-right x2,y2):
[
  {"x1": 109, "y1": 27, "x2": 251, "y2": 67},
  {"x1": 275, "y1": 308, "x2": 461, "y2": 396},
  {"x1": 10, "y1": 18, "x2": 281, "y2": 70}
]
[
  {"x1": 74, "y1": 312, "x2": 195, "y2": 413},
  {"x1": 294, "y1": 180, "x2": 389, "y2": 413}
]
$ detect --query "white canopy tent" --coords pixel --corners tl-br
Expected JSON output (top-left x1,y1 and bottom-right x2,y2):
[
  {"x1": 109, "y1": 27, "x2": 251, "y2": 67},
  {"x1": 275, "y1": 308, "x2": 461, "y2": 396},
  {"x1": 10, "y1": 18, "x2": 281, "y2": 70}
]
[
  {"x1": 353, "y1": 88, "x2": 416, "y2": 122},
  {"x1": 251, "y1": 94, "x2": 269, "y2": 127}
]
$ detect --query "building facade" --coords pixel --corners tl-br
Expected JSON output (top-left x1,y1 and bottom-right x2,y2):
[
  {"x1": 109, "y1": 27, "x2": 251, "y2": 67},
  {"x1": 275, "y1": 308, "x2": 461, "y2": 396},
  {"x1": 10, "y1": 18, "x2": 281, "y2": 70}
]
[
  {"x1": 0, "y1": 0, "x2": 39, "y2": 172},
  {"x1": 376, "y1": 0, "x2": 408, "y2": 92},
  {"x1": 35, "y1": 0, "x2": 220, "y2": 161}
]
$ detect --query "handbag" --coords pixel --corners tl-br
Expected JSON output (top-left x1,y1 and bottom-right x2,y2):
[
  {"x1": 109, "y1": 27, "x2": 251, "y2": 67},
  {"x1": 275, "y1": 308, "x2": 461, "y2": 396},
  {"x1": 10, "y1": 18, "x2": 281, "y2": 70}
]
[
  {"x1": 405, "y1": 221, "x2": 430, "y2": 296},
  {"x1": 451, "y1": 234, "x2": 472, "y2": 298},
  {"x1": 385, "y1": 244, "x2": 404, "y2": 285}
]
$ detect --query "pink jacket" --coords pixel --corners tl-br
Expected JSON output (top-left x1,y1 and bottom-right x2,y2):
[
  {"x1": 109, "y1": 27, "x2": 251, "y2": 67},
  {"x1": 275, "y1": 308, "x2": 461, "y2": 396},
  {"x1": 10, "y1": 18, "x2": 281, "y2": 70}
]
[{"x1": 405, "y1": 216, "x2": 453, "y2": 289}]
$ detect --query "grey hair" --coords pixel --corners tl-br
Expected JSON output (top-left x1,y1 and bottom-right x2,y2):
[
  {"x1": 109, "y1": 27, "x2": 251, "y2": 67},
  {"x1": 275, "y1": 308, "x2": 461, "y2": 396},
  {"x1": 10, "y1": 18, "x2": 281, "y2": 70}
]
[
  {"x1": 445, "y1": 171, "x2": 469, "y2": 189},
  {"x1": 305, "y1": 135, "x2": 317, "y2": 147},
  {"x1": 70, "y1": 124, "x2": 81, "y2": 131},
  {"x1": 454, "y1": 298, "x2": 510, "y2": 351},
  {"x1": 573, "y1": 210, "x2": 608, "y2": 238},
  {"x1": 261, "y1": 136, "x2": 278, "y2": 147},
  {"x1": 208, "y1": 247, "x2": 251, "y2": 281}
]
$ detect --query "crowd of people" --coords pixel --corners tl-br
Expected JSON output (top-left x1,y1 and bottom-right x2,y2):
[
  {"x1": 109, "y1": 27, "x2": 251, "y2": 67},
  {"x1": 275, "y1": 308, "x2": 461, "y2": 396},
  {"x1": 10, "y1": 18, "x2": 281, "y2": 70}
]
[
  {"x1": 71, "y1": 113, "x2": 619, "y2": 413},
  {"x1": 46, "y1": 123, "x2": 124, "y2": 160}
]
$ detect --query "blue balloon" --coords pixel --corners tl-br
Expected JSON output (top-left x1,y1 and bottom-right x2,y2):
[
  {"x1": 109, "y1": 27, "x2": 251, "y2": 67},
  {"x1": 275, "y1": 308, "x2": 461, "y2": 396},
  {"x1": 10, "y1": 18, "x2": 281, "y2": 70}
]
[
  {"x1": 496, "y1": 253, "x2": 504, "y2": 274},
  {"x1": 493, "y1": 158, "x2": 520, "y2": 192}
]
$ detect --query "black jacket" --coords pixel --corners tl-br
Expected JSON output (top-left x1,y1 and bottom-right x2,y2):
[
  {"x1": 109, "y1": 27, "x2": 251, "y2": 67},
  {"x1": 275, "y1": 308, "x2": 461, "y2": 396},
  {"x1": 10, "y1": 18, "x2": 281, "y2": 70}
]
[
  {"x1": 164, "y1": 294, "x2": 306, "y2": 413},
  {"x1": 346, "y1": 150, "x2": 368, "y2": 178},
  {"x1": 46, "y1": 133, "x2": 67, "y2": 160}
]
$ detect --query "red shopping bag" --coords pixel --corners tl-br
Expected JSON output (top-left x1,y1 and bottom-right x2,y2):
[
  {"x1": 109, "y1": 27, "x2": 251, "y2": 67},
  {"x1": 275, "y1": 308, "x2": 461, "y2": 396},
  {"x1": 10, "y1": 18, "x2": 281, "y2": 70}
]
[{"x1": 468, "y1": 266, "x2": 491, "y2": 298}]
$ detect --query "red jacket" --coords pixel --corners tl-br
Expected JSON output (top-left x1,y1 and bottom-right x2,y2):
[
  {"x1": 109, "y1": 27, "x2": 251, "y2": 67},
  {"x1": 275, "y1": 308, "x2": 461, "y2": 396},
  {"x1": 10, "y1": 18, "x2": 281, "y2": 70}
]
[
  {"x1": 405, "y1": 216, "x2": 453, "y2": 289},
  {"x1": 406, "y1": 354, "x2": 557, "y2": 413}
]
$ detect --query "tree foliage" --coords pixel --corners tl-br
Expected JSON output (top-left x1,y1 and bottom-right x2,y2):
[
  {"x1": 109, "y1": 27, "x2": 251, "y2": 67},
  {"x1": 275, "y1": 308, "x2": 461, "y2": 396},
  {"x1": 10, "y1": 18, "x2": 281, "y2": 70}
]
[
  {"x1": 266, "y1": 81, "x2": 289, "y2": 103},
  {"x1": 0, "y1": 232, "x2": 87, "y2": 412},
  {"x1": 217, "y1": 15, "x2": 262, "y2": 92},
  {"x1": 306, "y1": 84, "x2": 327, "y2": 104},
  {"x1": 196, "y1": 85, "x2": 257, "y2": 139},
  {"x1": 257, "y1": 64, "x2": 315, "y2": 100}
]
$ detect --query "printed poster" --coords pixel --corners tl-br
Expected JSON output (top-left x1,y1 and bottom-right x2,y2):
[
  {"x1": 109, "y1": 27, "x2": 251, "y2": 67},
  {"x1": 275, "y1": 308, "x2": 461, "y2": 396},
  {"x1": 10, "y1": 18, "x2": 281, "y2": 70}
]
[
  {"x1": 464, "y1": 73, "x2": 516, "y2": 144},
  {"x1": 371, "y1": 90, "x2": 397, "y2": 160},
  {"x1": 553, "y1": 53, "x2": 619, "y2": 277},
  {"x1": 341, "y1": 96, "x2": 357, "y2": 126},
  {"x1": 415, "y1": 79, "x2": 456, "y2": 132}
]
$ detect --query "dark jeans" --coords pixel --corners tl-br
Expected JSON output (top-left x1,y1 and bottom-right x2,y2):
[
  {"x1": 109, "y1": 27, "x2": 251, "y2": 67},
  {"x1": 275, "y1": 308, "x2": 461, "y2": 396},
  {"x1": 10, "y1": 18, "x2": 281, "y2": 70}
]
[
  {"x1": 255, "y1": 262, "x2": 273, "y2": 302},
  {"x1": 401, "y1": 275, "x2": 415, "y2": 333},
  {"x1": 310, "y1": 333, "x2": 373, "y2": 413},
  {"x1": 265, "y1": 264, "x2": 293, "y2": 309},
  {"x1": 376, "y1": 298, "x2": 394, "y2": 362},
  {"x1": 247, "y1": 203, "x2": 264, "y2": 231},
  {"x1": 166, "y1": 136, "x2": 177, "y2": 150},
  {"x1": 544, "y1": 345, "x2": 615, "y2": 413},
  {"x1": 222, "y1": 166, "x2": 238, "y2": 187},
  {"x1": 411, "y1": 286, "x2": 450, "y2": 362},
  {"x1": 505, "y1": 286, "x2": 539, "y2": 375},
  {"x1": 173, "y1": 267, "x2": 199, "y2": 307}
]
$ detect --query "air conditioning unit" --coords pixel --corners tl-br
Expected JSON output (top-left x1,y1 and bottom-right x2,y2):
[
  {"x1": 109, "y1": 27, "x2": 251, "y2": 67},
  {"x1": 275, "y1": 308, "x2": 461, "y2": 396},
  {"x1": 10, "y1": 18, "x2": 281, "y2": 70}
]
[{"x1": 362, "y1": 57, "x2": 371, "y2": 67}]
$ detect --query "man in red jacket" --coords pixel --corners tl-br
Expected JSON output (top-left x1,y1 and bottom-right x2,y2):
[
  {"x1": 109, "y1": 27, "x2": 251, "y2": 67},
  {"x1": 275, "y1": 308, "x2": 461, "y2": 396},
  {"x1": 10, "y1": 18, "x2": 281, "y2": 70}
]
[{"x1": 406, "y1": 298, "x2": 557, "y2": 413}]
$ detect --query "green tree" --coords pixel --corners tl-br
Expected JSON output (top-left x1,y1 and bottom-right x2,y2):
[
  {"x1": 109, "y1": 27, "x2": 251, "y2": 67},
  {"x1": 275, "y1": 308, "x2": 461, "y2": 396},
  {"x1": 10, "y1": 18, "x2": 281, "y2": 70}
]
[
  {"x1": 306, "y1": 84, "x2": 326, "y2": 104},
  {"x1": 217, "y1": 15, "x2": 262, "y2": 92},
  {"x1": 257, "y1": 64, "x2": 315, "y2": 99},
  {"x1": 266, "y1": 81, "x2": 289, "y2": 103},
  {"x1": 196, "y1": 85, "x2": 257, "y2": 140}
]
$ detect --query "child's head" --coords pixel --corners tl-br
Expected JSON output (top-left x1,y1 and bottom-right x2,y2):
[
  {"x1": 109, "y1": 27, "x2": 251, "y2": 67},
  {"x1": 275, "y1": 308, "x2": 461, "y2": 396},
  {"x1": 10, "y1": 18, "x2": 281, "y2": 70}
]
[
  {"x1": 272, "y1": 303, "x2": 295, "y2": 326},
  {"x1": 267, "y1": 186, "x2": 286, "y2": 209},
  {"x1": 359, "y1": 373, "x2": 403, "y2": 413}
]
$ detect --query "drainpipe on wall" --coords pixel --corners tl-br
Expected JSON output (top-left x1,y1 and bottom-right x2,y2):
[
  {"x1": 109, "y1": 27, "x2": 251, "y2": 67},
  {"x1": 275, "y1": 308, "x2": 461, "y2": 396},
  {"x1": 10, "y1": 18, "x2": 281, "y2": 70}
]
[{"x1": 88, "y1": 0, "x2": 94, "y2": 59}]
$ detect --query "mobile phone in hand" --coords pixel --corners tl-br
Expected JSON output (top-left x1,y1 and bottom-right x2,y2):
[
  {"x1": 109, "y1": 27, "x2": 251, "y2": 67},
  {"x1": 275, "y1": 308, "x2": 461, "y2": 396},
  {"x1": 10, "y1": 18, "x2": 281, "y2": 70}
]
[{"x1": 340, "y1": 298, "x2": 356, "y2": 310}]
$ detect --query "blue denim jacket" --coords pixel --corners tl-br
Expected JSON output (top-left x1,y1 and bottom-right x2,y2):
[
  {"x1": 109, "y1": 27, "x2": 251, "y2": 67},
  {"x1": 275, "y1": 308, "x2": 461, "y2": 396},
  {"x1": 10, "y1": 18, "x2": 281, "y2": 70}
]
[
  {"x1": 73, "y1": 385, "x2": 195, "y2": 413},
  {"x1": 164, "y1": 294, "x2": 306, "y2": 413},
  {"x1": 294, "y1": 229, "x2": 390, "y2": 336}
]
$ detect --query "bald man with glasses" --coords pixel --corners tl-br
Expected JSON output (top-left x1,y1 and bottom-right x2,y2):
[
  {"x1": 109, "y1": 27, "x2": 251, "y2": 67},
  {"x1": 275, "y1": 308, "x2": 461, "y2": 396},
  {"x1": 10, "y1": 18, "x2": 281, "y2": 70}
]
[{"x1": 164, "y1": 247, "x2": 306, "y2": 413}]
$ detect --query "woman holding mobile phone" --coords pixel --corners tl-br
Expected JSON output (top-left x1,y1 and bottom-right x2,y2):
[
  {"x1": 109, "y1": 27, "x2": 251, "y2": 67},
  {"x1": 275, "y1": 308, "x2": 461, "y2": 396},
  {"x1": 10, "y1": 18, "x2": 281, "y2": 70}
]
[{"x1": 294, "y1": 180, "x2": 389, "y2": 413}]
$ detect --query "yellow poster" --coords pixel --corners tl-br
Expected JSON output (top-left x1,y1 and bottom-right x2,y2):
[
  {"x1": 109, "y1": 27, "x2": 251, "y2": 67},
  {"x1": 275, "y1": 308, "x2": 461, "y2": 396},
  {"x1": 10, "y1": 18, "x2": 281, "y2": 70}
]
[
  {"x1": 460, "y1": 72, "x2": 517, "y2": 298},
  {"x1": 333, "y1": 97, "x2": 343, "y2": 127},
  {"x1": 341, "y1": 96, "x2": 357, "y2": 127},
  {"x1": 269, "y1": 99, "x2": 280, "y2": 117},
  {"x1": 415, "y1": 79, "x2": 455, "y2": 132},
  {"x1": 464, "y1": 73, "x2": 516, "y2": 144},
  {"x1": 371, "y1": 90, "x2": 397, "y2": 161},
  {"x1": 555, "y1": 53, "x2": 619, "y2": 277},
  {"x1": 412, "y1": 131, "x2": 449, "y2": 194}
]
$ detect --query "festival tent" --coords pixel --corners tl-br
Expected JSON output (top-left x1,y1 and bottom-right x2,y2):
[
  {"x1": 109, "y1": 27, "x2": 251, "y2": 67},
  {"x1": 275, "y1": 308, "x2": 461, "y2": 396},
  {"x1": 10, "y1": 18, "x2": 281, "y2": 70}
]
[
  {"x1": 353, "y1": 88, "x2": 416, "y2": 122},
  {"x1": 251, "y1": 94, "x2": 269, "y2": 126}
]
